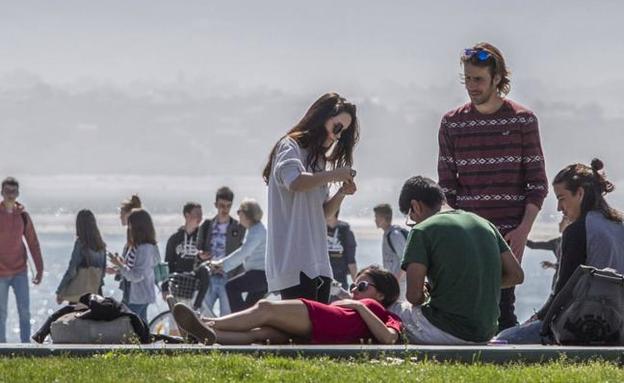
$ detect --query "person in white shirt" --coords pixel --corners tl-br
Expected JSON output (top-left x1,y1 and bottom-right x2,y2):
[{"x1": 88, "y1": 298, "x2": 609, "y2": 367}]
[{"x1": 262, "y1": 92, "x2": 359, "y2": 303}]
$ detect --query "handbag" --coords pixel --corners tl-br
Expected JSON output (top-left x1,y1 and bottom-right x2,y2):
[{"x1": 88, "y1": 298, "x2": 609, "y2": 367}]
[
  {"x1": 58, "y1": 249, "x2": 104, "y2": 303},
  {"x1": 153, "y1": 262, "x2": 170, "y2": 284}
]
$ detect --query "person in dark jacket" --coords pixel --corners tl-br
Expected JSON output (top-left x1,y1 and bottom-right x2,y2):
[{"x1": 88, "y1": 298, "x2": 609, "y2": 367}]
[
  {"x1": 163, "y1": 202, "x2": 203, "y2": 286},
  {"x1": 197, "y1": 187, "x2": 245, "y2": 316},
  {"x1": 162, "y1": 202, "x2": 210, "y2": 310},
  {"x1": 326, "y1": 210, "x2": 357, "y2": 290}
]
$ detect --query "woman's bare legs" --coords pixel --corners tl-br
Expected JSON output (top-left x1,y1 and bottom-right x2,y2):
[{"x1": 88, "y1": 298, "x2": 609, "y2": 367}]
[
  {"x1": 213, "y1": 326, "x2": 293, "y2": 345},
  {"x1": 204, "y1": 299, "x2": 312, "y2": 338}
]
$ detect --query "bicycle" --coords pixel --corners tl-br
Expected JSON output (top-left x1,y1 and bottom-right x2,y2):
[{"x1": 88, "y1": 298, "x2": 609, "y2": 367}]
[{"x1": 149, "y1": 269, "x2": 214, "y2": 336}]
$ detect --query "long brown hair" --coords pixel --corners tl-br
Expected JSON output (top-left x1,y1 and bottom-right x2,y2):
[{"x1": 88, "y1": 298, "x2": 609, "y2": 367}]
[
  {"x1": 262, "y1": 92, "x2": 359, "y2": 184},
  {"x1": 76, "y1": 209, "x2": 106, "y2": 252},
  {"x1": 553, "y1": 158, "x2": 623, "y2": 223},
  {"x1": 127, "y1": 208, "x2": 157, "y2": 246}
]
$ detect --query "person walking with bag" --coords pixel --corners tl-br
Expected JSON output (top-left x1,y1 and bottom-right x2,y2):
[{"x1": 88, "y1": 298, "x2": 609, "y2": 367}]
[{"x1": 56, "y1": 209, "x2": 107, "y2": 304}]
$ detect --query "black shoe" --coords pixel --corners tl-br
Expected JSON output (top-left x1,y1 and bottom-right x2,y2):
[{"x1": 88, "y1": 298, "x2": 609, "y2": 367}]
[{"x1": 173, "y1": 303, "x2": 216, "y2": 345}]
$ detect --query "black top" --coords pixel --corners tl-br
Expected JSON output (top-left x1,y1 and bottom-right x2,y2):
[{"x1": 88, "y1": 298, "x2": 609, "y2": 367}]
[
  {"x1": 327, "y1": 221, "x2": 357, "y2": 275},
  {"x1": 537, "y1": 215, "x2": 587, "y2": 319},
  {"x1": 165, "y1": 226, "x2": 201, "y2": 274}
]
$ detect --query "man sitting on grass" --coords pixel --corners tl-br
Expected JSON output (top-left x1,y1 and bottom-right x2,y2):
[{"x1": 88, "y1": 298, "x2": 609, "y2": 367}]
[{"x1": 392, "y1": 176, "x2": 524, "y2": 344}]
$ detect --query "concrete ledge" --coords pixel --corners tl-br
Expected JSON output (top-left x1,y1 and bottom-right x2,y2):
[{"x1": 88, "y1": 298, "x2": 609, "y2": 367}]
[{"x1": 1, "y1": 344, "x2": 623, "y2": 363}]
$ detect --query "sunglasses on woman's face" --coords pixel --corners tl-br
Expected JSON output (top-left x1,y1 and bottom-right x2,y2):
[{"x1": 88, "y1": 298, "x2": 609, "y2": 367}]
[
  {"x1": 350, "y1": 280, "x2": 376, "y2": 292},
  {"x1": 332, "y1": 122, "x2": 346, "y2": 135}
]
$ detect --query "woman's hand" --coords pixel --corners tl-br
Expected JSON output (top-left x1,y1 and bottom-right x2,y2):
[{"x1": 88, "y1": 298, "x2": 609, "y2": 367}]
[
  {"x1": 333, "y1": 299, "x2": 364, "y2": 310},
  {"x1": 105, "y1": 267, "x2": 118, "y2": 275},
  {"x1": 338, "y1": 180, "x2": 357, "y2": 196},
  {"x1": 109, "y1": 254, "x2": 124, "y2": 267},
  {"x1": 331, "y1": 167, "x2": 354, "y2": 183}
]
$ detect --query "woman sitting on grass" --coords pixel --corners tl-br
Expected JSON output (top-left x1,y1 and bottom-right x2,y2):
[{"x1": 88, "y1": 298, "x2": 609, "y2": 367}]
[{"x1": 173, "y1": 265, "x2": 402, "y2": 345}]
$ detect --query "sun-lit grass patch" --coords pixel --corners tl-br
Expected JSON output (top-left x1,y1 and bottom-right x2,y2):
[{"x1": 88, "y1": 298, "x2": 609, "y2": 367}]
[{"x1": 0, "y1": 352, "x2": 622, "y2": 382}]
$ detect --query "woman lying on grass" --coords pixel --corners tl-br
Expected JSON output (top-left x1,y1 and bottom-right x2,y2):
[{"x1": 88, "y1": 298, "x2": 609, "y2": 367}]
[{"x1": 173, "y1": 265, "x2": 402, "y2": 345}]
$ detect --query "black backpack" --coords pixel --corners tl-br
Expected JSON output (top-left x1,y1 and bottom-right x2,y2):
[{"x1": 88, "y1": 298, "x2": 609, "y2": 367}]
[
  {"x1": 541, "y1": 265, "x2": 624, "y2": 345},
  {"x1": 386, "y1": 226, "x2": 409, "y2": 255}
]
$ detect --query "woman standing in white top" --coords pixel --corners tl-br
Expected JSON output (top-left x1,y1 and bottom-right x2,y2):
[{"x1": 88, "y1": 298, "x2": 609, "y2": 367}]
[{"x1": 262, "y1": 92, "x2": 359, "y2": 303}]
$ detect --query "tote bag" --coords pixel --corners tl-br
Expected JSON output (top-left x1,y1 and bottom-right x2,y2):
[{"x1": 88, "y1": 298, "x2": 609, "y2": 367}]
[{"x1": 58, "y1": 250, "x2": 104, "y2": 303}]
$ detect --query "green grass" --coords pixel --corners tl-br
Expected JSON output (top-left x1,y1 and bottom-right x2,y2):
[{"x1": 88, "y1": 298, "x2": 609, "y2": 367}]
[{"x1": 0, "y1": 353, "x2": 622, "y2": 382}]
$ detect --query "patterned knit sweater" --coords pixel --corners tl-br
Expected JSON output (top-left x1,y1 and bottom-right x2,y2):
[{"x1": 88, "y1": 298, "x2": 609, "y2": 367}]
[{"x1": 437, "y1": 99, "x2": 548, "y2": 235}]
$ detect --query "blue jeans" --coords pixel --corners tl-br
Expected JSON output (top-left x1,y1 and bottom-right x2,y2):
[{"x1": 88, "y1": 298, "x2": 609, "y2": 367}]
[
  {"x1": 203, "y1": 275, "x2": 230, "y2": 316},
  {"x1": 493, "y1": 320, "x2": 548, "y2": 344},
  {"x1": 0, "y1": 271, "x2": 31, "y2": 343},
  {"x1": 127, "y1": 303, "x2": 149, "y2": 325}
]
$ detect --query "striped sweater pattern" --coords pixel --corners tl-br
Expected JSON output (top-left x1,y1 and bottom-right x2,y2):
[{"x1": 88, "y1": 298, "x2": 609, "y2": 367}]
[{"x1": 437, "y1": 99, "x2": 548, "y2": 234}]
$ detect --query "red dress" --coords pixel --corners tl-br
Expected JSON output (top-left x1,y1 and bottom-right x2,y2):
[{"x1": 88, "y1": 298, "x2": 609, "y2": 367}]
[{"x1": 300, "y1": 298, "x2": 402, "y2": 344}]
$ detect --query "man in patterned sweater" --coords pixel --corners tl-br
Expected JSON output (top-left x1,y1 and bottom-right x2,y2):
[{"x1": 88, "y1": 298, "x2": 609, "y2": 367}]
[{"x1": 437, "y1": 42, "x2": 548, "y2": 331}]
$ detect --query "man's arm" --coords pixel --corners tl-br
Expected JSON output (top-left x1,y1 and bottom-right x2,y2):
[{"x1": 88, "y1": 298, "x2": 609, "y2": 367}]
[
  {"x1": 23, "y1": 213, "x2": 43, "y2": 284},
  {"x1": 500, "y1": 250, "x2": 524, "y2": 288},
  {"x1": 504, "y1": 203, "x2": 540, "y2": 262},
  {"x1": 506, "y1": 113, "x2": 549, "y2": 262},
  {"x1": 405, "y1": 262, "x2": 428, "y2": 306},
  {"x1": 164, "y1": 236, "x2": 177, "y2": 272}
]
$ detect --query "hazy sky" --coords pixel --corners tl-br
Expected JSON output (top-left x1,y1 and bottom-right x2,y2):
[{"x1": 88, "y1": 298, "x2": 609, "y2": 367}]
[
  {"x1": 1, "y1": 0, "x2": 623, "y2": 184},
  {"x1": 1, "y1": 1, "x2": 622, "y2": 93}
]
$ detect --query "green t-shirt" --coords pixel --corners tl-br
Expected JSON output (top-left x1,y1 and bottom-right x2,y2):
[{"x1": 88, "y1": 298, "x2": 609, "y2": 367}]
[{"x1": 401, "y1": 210, "x2": 510, "y2": 342}]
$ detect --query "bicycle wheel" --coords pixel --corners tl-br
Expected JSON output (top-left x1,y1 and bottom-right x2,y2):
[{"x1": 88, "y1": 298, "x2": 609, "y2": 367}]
[{"x1": 149, "y1": 310, "x2": 181, "y2": 336}]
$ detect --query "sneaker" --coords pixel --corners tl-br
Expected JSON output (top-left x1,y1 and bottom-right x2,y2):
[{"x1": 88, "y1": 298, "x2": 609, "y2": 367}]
[
  {"x1": 165, "y1": 295, "x2": 189, "y2": 339},
  {"x1": 173, "y1": 303, "x2": 216, "y2": 345}
]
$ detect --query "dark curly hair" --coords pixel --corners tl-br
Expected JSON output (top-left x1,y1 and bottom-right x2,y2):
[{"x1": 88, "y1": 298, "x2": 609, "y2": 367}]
[{"x1": 553, "y1": 158, "x2": 622, "y2": 223}]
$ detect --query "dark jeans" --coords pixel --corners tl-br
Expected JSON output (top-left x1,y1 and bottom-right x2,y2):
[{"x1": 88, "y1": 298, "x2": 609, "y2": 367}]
[
  {"x1": 499, "y1": 287, "x2": 518, "y2": 331},
  {"x1": 280, "y1": 272, "x2": 332, "y2": 304},
  {"x1": 226, "y1": 270, "x2": 268, "y2": 313}
]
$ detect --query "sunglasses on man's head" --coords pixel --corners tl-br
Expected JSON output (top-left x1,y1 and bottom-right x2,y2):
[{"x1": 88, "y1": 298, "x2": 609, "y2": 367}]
[
  {"x1": 463, "y1": 48, "x2": 492, "y2": 62},
  {"x1": 350, "y1": 280, "x2": 376, "y2": 292}
]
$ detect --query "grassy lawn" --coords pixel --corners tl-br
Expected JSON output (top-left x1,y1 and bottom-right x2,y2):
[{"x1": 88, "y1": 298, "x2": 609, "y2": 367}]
[{"x1": 0, "y1": 353, "x2": 622, "y2": 382}]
